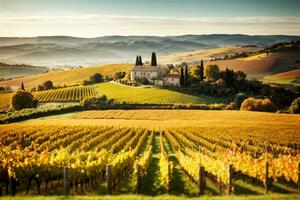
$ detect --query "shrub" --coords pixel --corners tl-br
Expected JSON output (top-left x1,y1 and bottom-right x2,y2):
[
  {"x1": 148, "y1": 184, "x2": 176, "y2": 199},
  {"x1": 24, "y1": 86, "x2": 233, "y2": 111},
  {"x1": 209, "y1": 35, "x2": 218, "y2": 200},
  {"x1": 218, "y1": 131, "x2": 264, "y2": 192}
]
[
  {"x1": 10, "y1": 90, "x2": 35, "y2": 111},
  {"x1": 225, "y1": 102, "x2": 236, "y2": 110},
  {"x1": 43, "y1": 80, "x2": 54, "y2": 90},
  {"x1": 37, "y1": 84, "x2": 44, "y2": 91},
  {"x1": 80, "y1": 95, "x2": 113, "y2": 109},
  {"x1": 89, "y1": 73, "x2": 104, "y2": 83},
  {"x1": 82, "y1": 73, "x2": 104, "y2": 85},
  {"x1": 288, "y1": 97, "x2": 300, "y2": 114},
  {"x1": 240, "y1": 97, "x2": 277, "y2": 112},
  {"x1": 82, "y1": 80, "x2": 91, "y2": 86},
  {"x1": 235, "y1": 93, "x2": 249, "y2": 108},
  {"x1": 114, "y1": 71, "x2": 126, "y2": 80}
]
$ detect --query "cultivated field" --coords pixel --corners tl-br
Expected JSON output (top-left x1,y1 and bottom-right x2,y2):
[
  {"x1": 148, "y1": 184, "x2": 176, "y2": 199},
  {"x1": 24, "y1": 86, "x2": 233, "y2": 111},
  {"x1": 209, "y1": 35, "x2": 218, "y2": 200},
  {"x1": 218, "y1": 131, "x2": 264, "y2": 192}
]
[
  {"x1": 0, "y1": 92, "x2": 12, "y2": 112},
  {"x1": 97, "y1": 82, "x2": 227, "y2": 104},
  {"x1": 264, "y1": 69, "x2": 300, "y2": 85},
  {"x1": 0, "y1": 64, "x2": 131, "y2": 89},
  {"x1": 1, "y1": 109, "x2": 300, "y2": 198},
  {"x1": 160, "y1": 46, "x2": 300, "y2": 79},
  {"x1": 0, "y1": 82, "x2": 227, "y2": 112},
  {"x1": 34, "y1": 85, "x2": 98, "y2": 102},
  {"x1": 158, "y1": 46, "x2": 262, "y2": 65}
]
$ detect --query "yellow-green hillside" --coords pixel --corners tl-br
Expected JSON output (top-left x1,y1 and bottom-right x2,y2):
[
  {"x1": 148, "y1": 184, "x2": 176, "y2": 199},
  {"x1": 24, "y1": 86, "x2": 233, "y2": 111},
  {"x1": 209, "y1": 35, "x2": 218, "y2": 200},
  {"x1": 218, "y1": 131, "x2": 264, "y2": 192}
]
[
  {"x1": 97, "y1": 82, "x2": 228, "y2": 104},
  {"x1": 0, "y1": 64, "x2": 131, "y2": 89}
]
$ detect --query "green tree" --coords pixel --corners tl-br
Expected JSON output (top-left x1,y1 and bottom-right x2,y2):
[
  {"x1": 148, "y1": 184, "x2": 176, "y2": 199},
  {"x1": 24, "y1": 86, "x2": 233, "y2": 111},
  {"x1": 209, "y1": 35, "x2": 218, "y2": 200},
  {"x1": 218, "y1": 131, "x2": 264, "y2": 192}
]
[
  {"x1": 89, "y1": 73, "x2": 104, "y2": 83},
  {"x1": 114, "y1": 71, "x2": 126, "y2": 80},
  {"x1": 10, "y1": 90, "x2": 35, "y2": 111},
  {"x1": 200, "y1": 60, "x2": 204, "y2": 81},
  {"x1": 42, "y1": 80, "x2": 54, "y2": 90},
  {"x1": 192, "y1": 61, "x2": 204, "y2": 81},
  {"x1": 204, "y1": 64, "x2": 220, "y2": 81}
]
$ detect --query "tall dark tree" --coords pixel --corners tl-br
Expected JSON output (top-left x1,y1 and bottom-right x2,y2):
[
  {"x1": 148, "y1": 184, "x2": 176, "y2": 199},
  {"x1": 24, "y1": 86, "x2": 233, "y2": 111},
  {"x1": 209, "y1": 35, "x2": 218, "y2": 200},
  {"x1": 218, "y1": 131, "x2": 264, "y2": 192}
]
[
  {"x1": 139, "y1": 56, "x2": 143, "y2": 65},
  {"x1": 180, "y1": 66, "x2": 184, "y2": 87},
  {"x1": 21, "y1": 82, "x2": 25, "y2": 90},
  {"x1": 135, "y1": 56, "x2": 139, "y2": 66},
  {"x1": 151, "y1": 52, "x2": 157, "y2": 66},
  {"x1": 135, "y1": 55, "x2": 143, "y2": 65},
  {"x1": 184, "y1": 65, "x2": 188, "y2": 86},
  {"x1": 200, "y1": 60, "x2": 204, "y2": 81}
]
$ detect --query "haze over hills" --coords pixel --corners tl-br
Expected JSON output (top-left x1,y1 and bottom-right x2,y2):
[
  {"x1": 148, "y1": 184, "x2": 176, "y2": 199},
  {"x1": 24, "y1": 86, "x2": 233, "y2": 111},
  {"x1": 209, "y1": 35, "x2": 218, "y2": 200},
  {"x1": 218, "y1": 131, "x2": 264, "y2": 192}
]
[{"x1": 0, "y1": 34, "x2": 299, "y2": 68}]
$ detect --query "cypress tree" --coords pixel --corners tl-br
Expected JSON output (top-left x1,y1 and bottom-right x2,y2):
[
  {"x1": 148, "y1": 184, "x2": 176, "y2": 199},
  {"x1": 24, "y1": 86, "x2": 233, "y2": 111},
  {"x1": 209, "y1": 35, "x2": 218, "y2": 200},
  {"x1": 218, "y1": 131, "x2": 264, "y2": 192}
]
[
  {"x1": 139, "y1": 56, "x2": 143, "y2": 65},
  {"x1": 135, "y1": 56, "x2": 139, "y2": 66},
  {"x1": 184, "y1": 65, "x2": 188, "y2": 86},
  {"x1": 180, "y1": 67, "x2": 184, "y2": 87},
  {"x1": 200, "y1": 60, "x2": 204, "y2": 81},
  {"x1": 151, "y1": 52, "x2": 157, "y2": 66},
  {"x1": 21, "y1": 82, "x2": 25, "y2": 90}
]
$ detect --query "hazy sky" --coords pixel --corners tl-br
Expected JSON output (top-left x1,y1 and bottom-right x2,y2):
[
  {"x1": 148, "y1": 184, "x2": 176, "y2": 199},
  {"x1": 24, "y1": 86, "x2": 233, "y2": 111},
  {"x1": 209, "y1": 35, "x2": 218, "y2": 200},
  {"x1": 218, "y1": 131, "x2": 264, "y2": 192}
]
[{"x1": 0, "y1": 0, "x2": 299, "y2": 37}]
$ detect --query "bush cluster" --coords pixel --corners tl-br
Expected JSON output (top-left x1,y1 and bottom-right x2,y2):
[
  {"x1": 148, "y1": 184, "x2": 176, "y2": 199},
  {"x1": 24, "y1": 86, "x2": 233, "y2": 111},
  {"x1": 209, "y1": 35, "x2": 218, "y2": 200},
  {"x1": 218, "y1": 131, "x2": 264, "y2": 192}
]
[
  {"x1": 240, "y1": 98, "x2": 277, "y2": 112},
  {"x1": 82, "y1": 73, "x2": 104, "y2": 85},
  {"x1": 288, "y1": 97, "x2": 300, "y2": 114},
  {"x1": 80, "y1": 95, "x2": 114, "y2": 109}
]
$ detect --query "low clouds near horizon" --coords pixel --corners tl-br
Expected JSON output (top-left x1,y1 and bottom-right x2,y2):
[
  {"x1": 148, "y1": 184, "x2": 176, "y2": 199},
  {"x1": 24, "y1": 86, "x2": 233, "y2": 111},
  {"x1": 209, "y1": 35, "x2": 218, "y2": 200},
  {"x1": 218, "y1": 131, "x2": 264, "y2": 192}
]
[{"x1": 0, "y1": 14, "x2": 299, "y2": 37}]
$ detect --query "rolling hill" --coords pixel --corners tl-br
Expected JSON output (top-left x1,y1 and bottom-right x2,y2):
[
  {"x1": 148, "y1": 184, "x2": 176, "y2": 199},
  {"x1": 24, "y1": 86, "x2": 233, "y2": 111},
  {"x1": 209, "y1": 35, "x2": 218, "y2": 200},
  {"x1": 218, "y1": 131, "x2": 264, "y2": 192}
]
[
  {"x1": 0, "y1": 82, "x2": 229, "y2": 112},
  {"x1": 264, "y1": 69, "x2": 300, "y2": 85},
  {"x1": 158, "y1": 46, "x2": 263, "y2": 65},
  {"x1": 0, "y1": 34, "x2": 299, "y2": 67},
  {"x1": 97, "y1": 82, "x2": 228, "y2": 104},
  {"x1": 0, "y1": 64, "x2": 48, "y2": 79},
  {"x1": 0, "y1": 64, "x2": 131, "y2": 90},
  {"x1": 160, "y1": 45, "x2": 300, "y2": 79}
]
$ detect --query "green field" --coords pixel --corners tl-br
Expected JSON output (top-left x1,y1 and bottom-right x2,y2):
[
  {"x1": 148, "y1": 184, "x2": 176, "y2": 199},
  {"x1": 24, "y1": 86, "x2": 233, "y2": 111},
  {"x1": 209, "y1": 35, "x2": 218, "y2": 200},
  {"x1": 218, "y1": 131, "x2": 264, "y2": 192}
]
[{"x1": 97, "y1": 82, "x2": 229, "y2": 104}]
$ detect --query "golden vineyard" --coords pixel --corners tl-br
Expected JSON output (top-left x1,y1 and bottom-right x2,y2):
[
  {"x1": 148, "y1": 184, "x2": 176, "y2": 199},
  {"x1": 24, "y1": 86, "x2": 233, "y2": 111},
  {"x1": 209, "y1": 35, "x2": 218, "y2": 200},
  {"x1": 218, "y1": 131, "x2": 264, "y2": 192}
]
[{"x1": 0, "y1": 124, "x2": 299, "y2": 196}]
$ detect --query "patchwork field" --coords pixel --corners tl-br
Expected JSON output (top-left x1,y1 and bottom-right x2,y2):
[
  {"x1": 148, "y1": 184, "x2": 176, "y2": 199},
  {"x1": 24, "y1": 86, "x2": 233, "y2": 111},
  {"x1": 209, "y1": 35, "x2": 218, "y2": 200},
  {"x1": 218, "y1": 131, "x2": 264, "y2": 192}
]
[
  {"x1": 27, "y1": 109, "x2": 300, "y2": 130},
  {"x1": 208, "y1": 51, "x2": 300, "y2": 78},
  {"x1": 160, "y1": 46, "x2": 300, "y2": 79},
  {"x1": 0, "y1": 64, "x2": 131, "y2": 89},
  {"x1": 264, "y1": 69, "x2": 300, "y2": 85},
  {"x1": 1, "y1": 109, "x2": 300, "y2": 198},
  {"x1": 97, "y1": 82, "x2": 228, "y2": 104},
  {"x1": 34, "y1": 85, "x2": 99, "y2": 102},
  {"x1": 158, "y1": 46, "x2": 262, "y2": 65},
  {"x1": 0, "y1": 82, "x2": 228, "y2": 112}
]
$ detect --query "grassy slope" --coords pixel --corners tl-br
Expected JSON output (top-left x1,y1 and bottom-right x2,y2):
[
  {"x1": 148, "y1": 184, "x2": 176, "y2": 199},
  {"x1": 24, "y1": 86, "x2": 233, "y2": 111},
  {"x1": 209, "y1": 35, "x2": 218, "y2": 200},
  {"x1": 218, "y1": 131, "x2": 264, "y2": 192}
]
[
  {"x1": 208, "y1": 51, "x2": 300, "y2": 78},
  {"x1": 158, "y1": 46, "x2": 262, "y2": 65},
  {"x1": 160, "y1": 46, "x2": 300, "y2": 79},
  {"x1": 0, "y1": 82, "x2": 228, "y2": 112},
  {"x1": 264, "y1": 69, "x2": 300, "y2": 85},
  {"x1": 0, "y1": 64, "x2": 131, "y2": 89},
  {"x1": 0, "y1": 66, "x2": 48, "y2": 79},
  {"x1": 98, "y1": 82, "x2": 229, "y2": 104}
]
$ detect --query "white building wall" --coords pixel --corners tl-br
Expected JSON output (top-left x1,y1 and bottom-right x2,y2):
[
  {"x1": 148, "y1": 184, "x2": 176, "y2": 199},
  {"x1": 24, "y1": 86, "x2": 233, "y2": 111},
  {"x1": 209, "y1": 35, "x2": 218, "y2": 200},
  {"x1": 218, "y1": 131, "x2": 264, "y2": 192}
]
[
  {"x1": 163, "y1": 77, "x2": 180, "y2": 86},
  {"x1": 131, "y1": 70, "x2": 158, "y2": 81}
]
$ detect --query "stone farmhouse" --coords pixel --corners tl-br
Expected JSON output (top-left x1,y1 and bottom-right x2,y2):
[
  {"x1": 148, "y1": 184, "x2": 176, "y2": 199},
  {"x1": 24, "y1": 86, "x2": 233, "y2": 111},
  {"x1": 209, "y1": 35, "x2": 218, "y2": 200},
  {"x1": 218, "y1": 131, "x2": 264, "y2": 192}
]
[{"x1": 130, "y1": 52, "x2": 182, "y2": 87}]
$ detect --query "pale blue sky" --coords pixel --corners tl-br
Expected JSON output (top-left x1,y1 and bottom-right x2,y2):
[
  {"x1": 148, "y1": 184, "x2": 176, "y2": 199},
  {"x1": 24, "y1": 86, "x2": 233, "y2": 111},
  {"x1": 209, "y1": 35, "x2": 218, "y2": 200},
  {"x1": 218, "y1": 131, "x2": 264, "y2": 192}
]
[{"x1": 0, "y1": 0, "x2": 299, "y2": 37}]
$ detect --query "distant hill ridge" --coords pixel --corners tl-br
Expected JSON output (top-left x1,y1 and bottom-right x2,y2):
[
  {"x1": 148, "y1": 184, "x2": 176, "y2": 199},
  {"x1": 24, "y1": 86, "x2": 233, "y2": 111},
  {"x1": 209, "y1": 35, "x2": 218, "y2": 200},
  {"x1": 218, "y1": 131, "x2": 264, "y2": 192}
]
[{"x1": 0, "y1": 34, "x2": 299, "y2": 68}]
